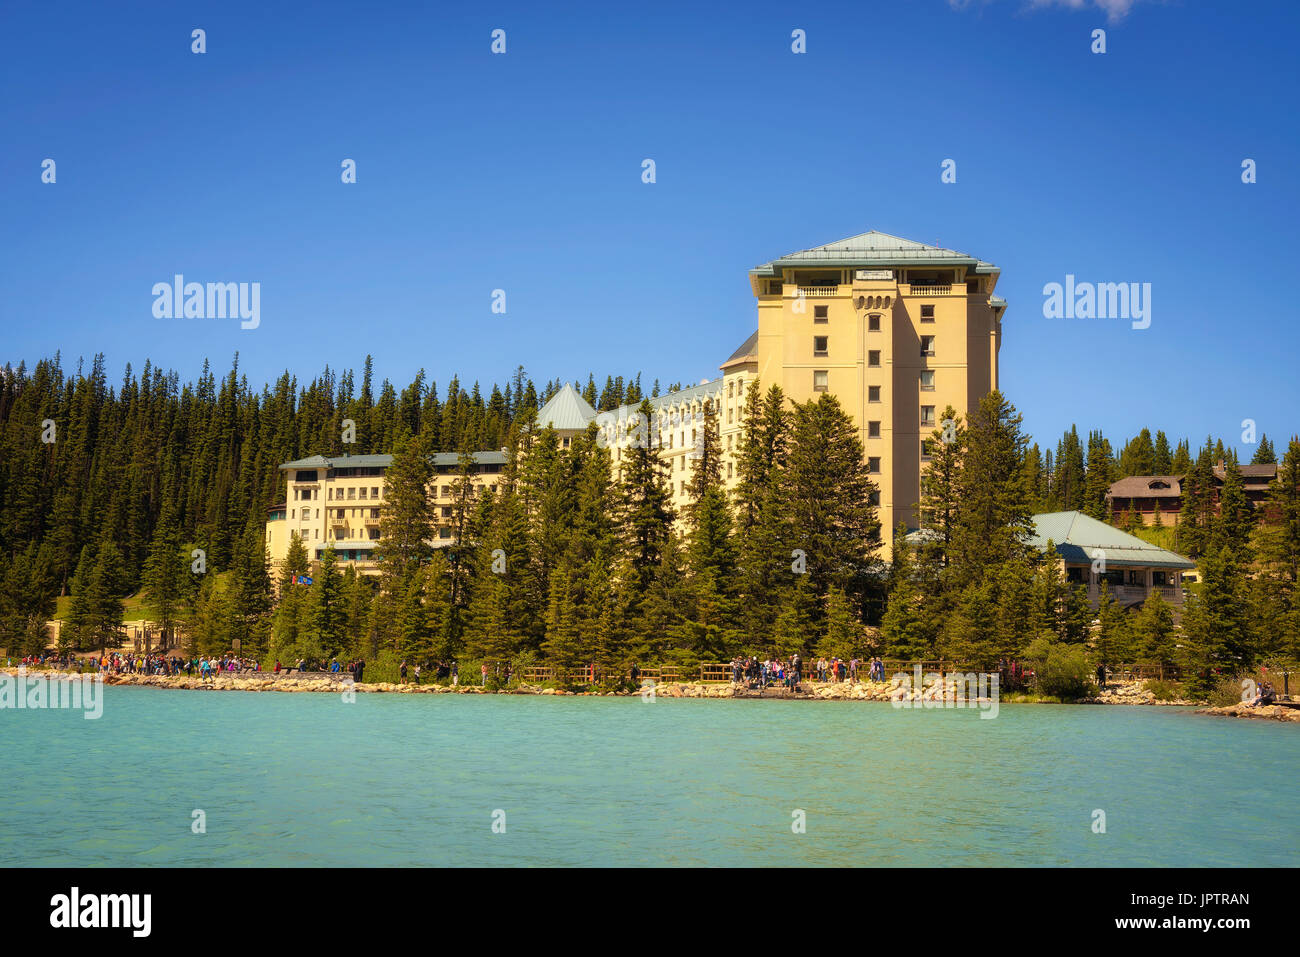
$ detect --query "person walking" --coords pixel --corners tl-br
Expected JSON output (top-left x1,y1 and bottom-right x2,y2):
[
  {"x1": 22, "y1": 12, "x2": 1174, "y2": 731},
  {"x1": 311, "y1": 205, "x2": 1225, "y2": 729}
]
[
  {"x1": 451, "y1": 660, "x2": 459, "y2": 687},
  {"x1": 413, "y1": 663, "x2": 421, "y2": 685},
  {"x1": 481, "y1": 662, "x2": 488, "y2": 686}
]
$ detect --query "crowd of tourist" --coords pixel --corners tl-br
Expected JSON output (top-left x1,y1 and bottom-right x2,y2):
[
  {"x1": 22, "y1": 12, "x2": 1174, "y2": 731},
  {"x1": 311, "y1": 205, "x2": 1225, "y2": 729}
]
[
  {"x1": 6, "y1": 651, "x2": 266, "y2": 678},
  {"x1": 727, "y1": 654, "x2": 890, "y2": 689},
  {"x1": 396, "y1": 659, "x2": 464, "y2": 685}
]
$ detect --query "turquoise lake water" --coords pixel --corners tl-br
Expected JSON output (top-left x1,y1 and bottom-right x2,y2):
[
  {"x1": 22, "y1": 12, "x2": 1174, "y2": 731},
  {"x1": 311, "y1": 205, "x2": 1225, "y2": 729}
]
[{"x1": 2, "y1": 686, "x2": 1296, "y2": 866}]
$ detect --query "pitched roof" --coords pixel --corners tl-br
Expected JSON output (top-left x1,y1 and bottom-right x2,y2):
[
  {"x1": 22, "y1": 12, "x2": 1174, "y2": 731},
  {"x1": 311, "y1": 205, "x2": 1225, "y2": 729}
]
[
  {"x1": 1107, "y1": 475, "x2": 1183, "y2": 498},
  {"x1": 280, "y1": 451, "x2": 505, "y2": 471},
  {"x1": 534, "y1": 382, "x2": 598, "y2": 431},
  {"x1": 722, "y1": 330, "x2": 758, "y2": 367},
  {"x1": 431, "y1": 451, "x2": 507, "y2": 467},
  {"x1": 1214, "y1": 463, "x2": 1277, "y2": 483},
  {"x1": 1030, "y1": 511, "x2": 1195, "y2": 569},
  {"x1": 751, "y1": 230, "x2": 998, "y2": 276},
  {"x1": 279, "y1": 453, "x2": 394, "y2": 471}
]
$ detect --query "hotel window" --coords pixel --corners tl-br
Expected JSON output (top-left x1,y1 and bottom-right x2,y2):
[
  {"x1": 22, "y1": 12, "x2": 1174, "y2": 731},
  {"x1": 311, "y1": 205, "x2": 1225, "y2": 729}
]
[
  {"x1": 440, "y1": 527, "x2": 452, "y2": 539},
  {"x1": 920, "y1": 335, "x2": 935, "y2": 357},
  {"x1": 921, "y1": 405, "x2": 936, "y2": 427},
  {"x1": 681, "y1": 481, "x2": 687, "y2": 496},
  {"x1": 868, "y1": 490, "x2": 880, "y2": 506},
  {"x1": 868, "y1": 386, "x2": 881, "y2": 402},
  {"x1": 814, "y1": 336, "x2": 828, "y2": 357},
  {"x1": 728, "y1": 462, "x2": 734, "y2": 478},
  {"x1": 868, "y1": 457, "x2": 881, "y2": 473},
  {"x1": 868, "y1": 315, "x2": 881, "y2": 332},
  {"x1": 727, "y1": 381, "x2": 734, "y2": 398},
  {"x1": 868, "y1": 350, "x2": 880, "y2": 367},
  {"x1": 813, "y1": 370, "x2": 829, "y2": 392},
  {"x1": 373, "y1": 486, "x2": 381, "y2": 498},
  {"x1": 728, "y1": 406, "x2": 734, "y2": 424},
  {"x1": 814, "y1": 305, "x2": 828, "y2": 323},
  {"x1": 920, "y1": 370, "x2": 936, "y2": 391},
  {"x1": 442, "y1": 506, "x2": 452, "y2": 518},
  {"x1": 921, "y1": 305, "x2": 935, "y2": 322},
  {"x1": 1153, "y1": 571, "x2": 1169, "y2": 587},
  {"x1": 921, "y1": 440, "x2": 934, "y2": 460},
  {"x1": 441, "y1": 485, "x2": 451, "y2": 497},
  {"x1": 868, "y1": 420, "x2": 881, "y2": 439},
  {"x1": 359, "y1": 488, "x2": 367, "y2": 500},
  {"x1": 347, "y1": 487, "x2": 356, "y2": 500}
]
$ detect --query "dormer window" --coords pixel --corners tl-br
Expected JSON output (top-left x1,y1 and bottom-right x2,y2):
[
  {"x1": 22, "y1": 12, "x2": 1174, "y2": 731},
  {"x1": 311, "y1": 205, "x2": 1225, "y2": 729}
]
[{"x1": 1149, "y1": 480, "x2": 1170, "y2": 490}]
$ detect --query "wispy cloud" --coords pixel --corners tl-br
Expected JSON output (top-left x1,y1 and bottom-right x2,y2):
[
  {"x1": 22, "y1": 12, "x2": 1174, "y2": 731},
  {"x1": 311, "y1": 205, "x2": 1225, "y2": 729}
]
[{"x1": 949, "y1": 0, "x2": 1151, "y2": 23}]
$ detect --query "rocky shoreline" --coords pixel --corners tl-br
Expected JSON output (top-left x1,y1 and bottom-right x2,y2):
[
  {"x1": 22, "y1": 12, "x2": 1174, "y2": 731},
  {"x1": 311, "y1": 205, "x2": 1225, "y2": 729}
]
[
  {"x1": 1194, "y1": 702, "x2": 1300, "y2": 722},
  {"x1": 7, "y1": 667, "x2": 1278, "y2": 715}
]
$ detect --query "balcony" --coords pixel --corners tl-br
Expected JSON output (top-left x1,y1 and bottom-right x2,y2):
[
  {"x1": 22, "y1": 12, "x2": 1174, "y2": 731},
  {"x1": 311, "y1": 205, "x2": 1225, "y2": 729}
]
[
  {"x1": 796, "y1": 286, "x2": 839, "y2": 297},
  {"x1": 1097, "y1": 583, "x2": 1183, "y2": 606},
  {"x1": 905, "y1": 283, "x2": 952, "y2": 296}
]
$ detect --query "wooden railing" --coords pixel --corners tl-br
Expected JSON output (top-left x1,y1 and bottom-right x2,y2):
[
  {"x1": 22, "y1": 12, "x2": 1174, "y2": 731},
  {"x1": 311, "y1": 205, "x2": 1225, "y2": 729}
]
[{"x1": 489, "y1": 661, "x2": 1181, "y2": 686}]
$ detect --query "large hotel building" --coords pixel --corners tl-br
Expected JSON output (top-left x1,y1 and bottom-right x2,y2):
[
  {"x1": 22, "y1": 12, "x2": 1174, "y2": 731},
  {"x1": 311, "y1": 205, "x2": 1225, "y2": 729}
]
[{"x1": 265, "y1": 231, "x2": 1007, "y2": 574}]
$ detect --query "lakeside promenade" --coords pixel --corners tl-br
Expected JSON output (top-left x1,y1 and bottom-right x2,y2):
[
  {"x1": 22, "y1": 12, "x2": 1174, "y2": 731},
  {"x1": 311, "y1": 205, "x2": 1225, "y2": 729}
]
[{"x1": 7, "y1": 664, "x2": 1296, "y2": 721}]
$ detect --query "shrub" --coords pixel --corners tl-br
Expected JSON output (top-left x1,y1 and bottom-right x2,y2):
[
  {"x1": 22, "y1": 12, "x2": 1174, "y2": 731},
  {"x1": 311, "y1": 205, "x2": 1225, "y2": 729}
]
[
  {"x1": 1206, "y1": 673, "x2": 1253, "y2": 707},
  {"x1": 1027, "y1": 640, "x2": 1097, "y2": 701},
  {"x1": 1145, "y1": 678, "x2": 1183, "y2": 702}
]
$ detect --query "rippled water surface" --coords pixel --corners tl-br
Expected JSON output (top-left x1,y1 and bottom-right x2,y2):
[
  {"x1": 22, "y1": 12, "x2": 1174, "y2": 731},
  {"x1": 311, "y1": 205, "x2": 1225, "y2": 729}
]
[{"x1": 2, "y1": 686, "x2": 1295, "y2": 866}]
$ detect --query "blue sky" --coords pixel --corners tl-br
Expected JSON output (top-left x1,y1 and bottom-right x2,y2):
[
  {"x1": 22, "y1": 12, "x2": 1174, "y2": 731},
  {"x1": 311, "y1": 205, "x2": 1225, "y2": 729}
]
[{"x1": 2, "y1": 0, "x2": 1296, "y2": 456}]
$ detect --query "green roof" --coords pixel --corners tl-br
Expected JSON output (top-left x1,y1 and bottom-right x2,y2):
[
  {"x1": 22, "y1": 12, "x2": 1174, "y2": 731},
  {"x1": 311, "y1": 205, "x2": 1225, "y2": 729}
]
[
  {"x1": 280, "y1": 451, "x2": 505, "y2": 471},
  {"x1": 279, "y1": 453, "x2": 394, "y2": 471},
  {"x1": 534, "y1": 382, "x2": 598, "y2": 431},
  {"x1": 751, "y1": 230, "x2": 998, "y2": 276},
  {"x1": 1029, "y1": 511, "x2": 1195, "y2": 570}
]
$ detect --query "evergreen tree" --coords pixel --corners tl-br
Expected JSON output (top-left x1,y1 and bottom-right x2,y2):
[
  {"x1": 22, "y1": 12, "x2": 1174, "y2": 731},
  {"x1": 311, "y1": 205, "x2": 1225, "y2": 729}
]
[
  {"x1": 303, "y1": 545, "x2": 345, "y2": 661},
  {"x1": 781, "y1": 393, "x2": 882, "y2": 615},
  {"x1": 1132, "y1": 589, "x2": 1178, "y2": 679},
  {"x1": 1083, "y1": 429, "x2": 1114, "y2": 519},
  {"x1": 1251, "y1": 434, "x2": 1276, "y2": 465},
  {"x1": 950, "y1": 391, "x2": 1035, "y2": 587},
  {"x1": 1153, "y1": 431, "x2": 1173, "y2": 474},
  {"x1": 376, "y1": 429, "x2": 436, "y2": 583},
  {"x1": 142, "y1": 518, "x2": 187, "y2": 649},
  {"x1": 880, "y1": 526, "x2": 930, "y2": 660}
]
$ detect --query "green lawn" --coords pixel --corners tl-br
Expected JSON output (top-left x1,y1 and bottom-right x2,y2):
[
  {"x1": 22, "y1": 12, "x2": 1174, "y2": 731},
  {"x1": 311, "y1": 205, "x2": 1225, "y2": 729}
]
[
  {"x1": 1126, "y1": 523, "x2": 1180, "y2": 552},
  {"x1": 53, "y1": 572, "x2": 233, "y2": 622}
]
